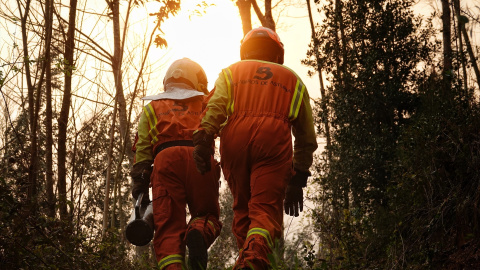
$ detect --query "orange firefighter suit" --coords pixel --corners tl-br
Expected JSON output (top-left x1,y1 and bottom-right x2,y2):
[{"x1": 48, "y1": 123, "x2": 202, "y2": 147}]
[
  {"x1": 198, "y1": 60, "x2": 317, "y2": 269},
  {"x1": 135, "y1": 94, "x2": 222, "y2": 270}
]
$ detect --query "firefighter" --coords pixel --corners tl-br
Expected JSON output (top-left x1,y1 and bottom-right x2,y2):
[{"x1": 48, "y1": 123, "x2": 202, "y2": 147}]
[
  {"x1": 130, "y1": 58, "x2": 222, "y2": 270},
  {"x1": 192, "y1": 27, "x2": 317, "y2": 269}
]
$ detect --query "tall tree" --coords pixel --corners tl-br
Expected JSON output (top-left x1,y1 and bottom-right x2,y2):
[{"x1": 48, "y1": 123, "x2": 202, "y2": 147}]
[
  {"x1": 58, "y1": 0, "x2": 78, "y2": 221},
  {"x1": 441, "y1": 0, "x2": 453, "y2": 91},
  {"x1": 102, "y1": 0, "x2": 126, "y2": 237},
  {"x1": 307, "y1": 0, "x2": 432, "y2": 267},
  {"x1": 17, "y1": 0, "x2": 38, "y2": 206},
  {"x1": 111, "y1": 0, "x2": 129, "y2": 147},
  {"x1": 102, "y1": 0, "x2": 180, "y2": 234},
  {"x1": 305, "y1": 0, "x2": 331, "y2": 158},
  {"x1": 16, "y1": 0, "x2": 51, "y2": 212},
  {"x1": 237, "y1": 0, "x2": 253, "y2": 35},
  {"x1": 452, "y1": 0, "x2": 480, "y2": 90},
  {"x1": 44, "y1": 0, "x2": 55, "y2": 218},
  {"x1": 235, "y1": 0, "x2": 276, "y2": 35},
  {"x1": 453, "y1": 0, "x2": 468, "y2": 90}
]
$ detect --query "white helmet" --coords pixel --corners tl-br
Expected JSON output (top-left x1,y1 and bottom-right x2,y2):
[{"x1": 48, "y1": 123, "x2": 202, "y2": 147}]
[{"x1": 163, "y1": 58, "x2": 208, "y2": 94}]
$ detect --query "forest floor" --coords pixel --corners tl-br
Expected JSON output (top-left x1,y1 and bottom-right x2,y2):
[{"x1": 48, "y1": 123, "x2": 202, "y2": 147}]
[{"x1": 435, "y1": 240, "x2": 480, "y2": 269}]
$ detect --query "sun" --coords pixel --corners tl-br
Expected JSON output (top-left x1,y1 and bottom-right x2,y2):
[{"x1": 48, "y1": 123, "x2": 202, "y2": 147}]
[{"x1": 150, "y1": 0, "x2": 244, "y2": 92}]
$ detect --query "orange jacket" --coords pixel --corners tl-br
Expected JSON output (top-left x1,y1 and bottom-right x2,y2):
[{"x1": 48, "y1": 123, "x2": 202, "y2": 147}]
[
  {"x1": 200, "y1": 60, "x2": 317, "y2": 172},
  {"x1": 135, "y1": 95, "x2": 207, "y2": 165}
]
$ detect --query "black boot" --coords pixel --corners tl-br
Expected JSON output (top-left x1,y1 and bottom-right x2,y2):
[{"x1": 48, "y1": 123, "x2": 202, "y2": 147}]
[{"x1": 186, "y1": 229, "x2": 208, "y2": 270}]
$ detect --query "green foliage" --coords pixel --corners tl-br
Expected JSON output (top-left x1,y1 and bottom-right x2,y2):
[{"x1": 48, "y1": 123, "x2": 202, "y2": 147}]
[
  {"x1": 0, "y1": 175, "x2": 129, "y2": 269},
  {"x1": 0, "y1": 102, "x2": 142, "y2": 268},
  {"x1": 2, "y1": 110, "x2": 36, "y2": 199},
  {"x1": 390, "y1": 75, "x2": 480, "y2": 267},
  {"x1": 55, "y1": 58, "x2": 76, "y2": 76},
  {"x1": 306, "y1": 0, "x2": 480, "y2": 268},
  {"x1": 208, "y1": 189, "x2": 237, "y2": 269},
  {"x1": 150, "y1": 0, "x2": 181, "y2": 49},
  {"x1": 267, "y1": 238, "x2": 333, "y2": 270},
  {"x1": 302, "y1": 0, "x2": 474, "y2": 268}
]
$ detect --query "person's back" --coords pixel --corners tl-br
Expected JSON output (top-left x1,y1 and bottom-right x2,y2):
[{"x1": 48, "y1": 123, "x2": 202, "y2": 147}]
[
  {"x1": 218, "y1": 59, "x2": 306, "y2": 151},
  {"x1": 193, "y1": 27, "x2": 317, "y2": 270},
  {"x1": 142, "y1": 95, "x2": 204, "y2": 146},
  {"x1": 131, "y1": 58, "x2": 222, "y2": 270}
]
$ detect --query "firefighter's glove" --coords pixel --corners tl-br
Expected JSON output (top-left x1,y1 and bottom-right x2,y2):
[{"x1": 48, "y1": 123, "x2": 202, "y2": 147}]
[
  {"x1": 284, "y1": 169, "x2": 310, "y2": 217},
  {"x1": 130, "y1": 161, "x2": 153, "y2": 203},
  {"x1": 192, "y1": 130, "x2": 214, "y2": 175},
  {"x1": 284, "y1": 185, "x2": 303, "y2": 217}
]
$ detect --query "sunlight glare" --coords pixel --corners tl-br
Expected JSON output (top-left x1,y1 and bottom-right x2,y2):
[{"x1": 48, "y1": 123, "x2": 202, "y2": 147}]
[{"x1": 149, "y1": 0, "x2": 244, "y2": 93}]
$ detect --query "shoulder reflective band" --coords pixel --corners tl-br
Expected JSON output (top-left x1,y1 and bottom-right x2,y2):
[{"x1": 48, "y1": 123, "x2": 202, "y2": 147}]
[
  {"x1": 288, "y1": 79, "x2": 306, "y2": 121},
  {"x1": 158, "y1": 254, "x2": 184, "y2": 270},
  {"x1": 247, "y1": 227, "x2": 274, "y2": 248},
  {"x1": 143, "y1": 103, "x2": 159, "y2": 144},
  {"x1": 222, "y1": 68, "x2": 235, "y2": 115}
]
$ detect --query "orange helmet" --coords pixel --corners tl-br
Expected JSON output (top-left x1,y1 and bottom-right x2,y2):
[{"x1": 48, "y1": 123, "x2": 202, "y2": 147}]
[
  {"x1": 240, "y1": 27, "x2": 284, "y2": 64},
  {"x1": 163, "y1": 58, "x2": 208, "y2": 94}
]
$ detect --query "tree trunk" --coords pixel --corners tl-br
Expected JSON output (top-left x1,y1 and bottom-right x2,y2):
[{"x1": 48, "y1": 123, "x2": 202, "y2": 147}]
[
  {"x1": 45, "y1": 0, "x2": 55, "y2": 218},
  {"x1": 18, "y1": 0, "x2": 49, "y2": 210},
  {"x1": 17, "y1": 0, "x2": 34, "y2": 140},
  {"x1": 236, "y1": 0, "x2": 252, "y2": 36},
  {"x1": 111, "y1": 0, "x2": 129, "y2": 147},
  {"x1": 58, "y1": 0, "x2": 78, "y2": 222},
  {"x1": 306, "y1": 0, "x2": 331, "y2": 159},
  {"x1": 442, "y1": 0, "x2": 453, "y2": 89},
  {"x1": 103, "y1": 98, "x2": 118, "y2": 236},
  {"x1": 69, "y1": 132, "x2": 78, "y2": 220},
  {"x1": 250, "y1": 0, "x2": 273, "y2": 30},
  {"x1": 237, "y1": 0, "x2": 276, "y2": 35},
  {"x1": 336, "y1": 0, "x2": 348, "y2": 82},
  {"x1": 461, "y1": 23, "x2": 480, "y2": 90},
  {"x1": 17, "y1": 0, "x2": 36, "y2": 205},
  {"x1": 76, "y1": 142, "x2": 88, "y2": 235},
  {"x1": 103, "y1": 0, "x2": 131, "y2": 232},
  {"x1": 263, "y1": 0, "x2": 275, "y2": 30},
  {"x1": 453, "y1": 0, "x2": 468, "y2": 90},
  {"x1": 332, "y1": 0, "x2": 343, "y2": 85},
  {"x1": 329, "y1": 0, "x2": 348, "y2": 263}
]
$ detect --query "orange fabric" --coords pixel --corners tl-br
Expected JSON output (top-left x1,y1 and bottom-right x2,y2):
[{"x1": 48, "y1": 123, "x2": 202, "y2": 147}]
[
  {"x1": 227, "y1": 61, "x2": 300, "y2": 120},
  {"x1": 151, "y1": 146, "x2": 221, "y2": 263},
  {"x1": 186, "y1": 215, "x2": 222, "y2": 247},
  {"x1": 215, "y1": 61, "x2": 299, "y2": 269},
  {"x1": 138, "y1": 95, "x2": 221, "y2": 266},
  {"x1": 200, "y1": 60, "x2": 317, "y2": 172},
  {"x1": 220, "y1": 117, "x2": 292, "y2": 269},
  {"x1": 149, "y1": 96, "x2": 204, "y2": 146},
  {"x1": 135, "y1": 95, "x2": 210, "y2": 165},
  {"x1": 234, "y1": 235, "x2": 272, "y2": 270}
]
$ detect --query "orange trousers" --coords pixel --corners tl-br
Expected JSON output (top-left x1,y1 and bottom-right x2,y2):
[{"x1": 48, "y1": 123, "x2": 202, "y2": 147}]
[
  {"x1": 220, "y1": 116, "x2": 293, "y2": 269},
  {"x1": 151, "y1": 146, "x2": 222, "y2": 269}
]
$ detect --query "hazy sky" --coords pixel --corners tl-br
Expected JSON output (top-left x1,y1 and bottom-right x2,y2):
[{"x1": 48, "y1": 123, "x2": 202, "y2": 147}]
[
  {"x1": 147, "y1": 0, "x2": 479, "y2": 101},
  {"x1": 146, "y1": 0, "x2": 322, "y2": 99}
]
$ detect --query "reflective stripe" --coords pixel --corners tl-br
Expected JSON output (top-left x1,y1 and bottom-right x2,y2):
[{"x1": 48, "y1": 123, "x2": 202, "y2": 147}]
[
  {"x1": 207, "y1": 220, "x2": 216, "y2": 235},
  {"x1": 288, "y1": 79, "x2": 305, "y2": 120},
  {"x1": 143, "y1": 103, "x2": 157, "y2": 129},
  {"x1": 247, "y1": 227, "x2": 274, "y2": 247},
  {"x1": 190, "y1": 217, "x2": 217, "y2": 235},
  {"x1": 222, "y1": 68, "x2": 235, "y2": 115},
  {"x1": 143, "y1": 103, "x2": 159, "y2": 144},
  {"x1": 158, "y1": 254, "x2": 184, "y2": 270}
]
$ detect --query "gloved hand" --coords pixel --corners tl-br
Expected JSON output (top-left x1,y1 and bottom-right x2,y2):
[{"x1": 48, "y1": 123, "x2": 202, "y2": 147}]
[
  {"x1": 284, "y1": 168, "x2": 310, "y2": 217},
  {"x1": 130, "y1": 161, "x2": 153, "y2": 203},
  {"x1": 192, "y1": 130, "x2": 214, "y2": 175},
  {"x1": 284, "y1": 185, "x2": 303, "y2": 217}
]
